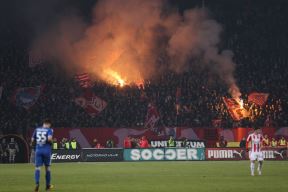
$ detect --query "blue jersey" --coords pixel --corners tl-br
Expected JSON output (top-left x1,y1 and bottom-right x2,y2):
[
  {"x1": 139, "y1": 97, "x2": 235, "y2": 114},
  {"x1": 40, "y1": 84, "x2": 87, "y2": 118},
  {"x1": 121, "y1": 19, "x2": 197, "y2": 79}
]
[
  {"x1": 32, "y1": 127, "x2": 53, "y2": 151},
  {"x1": 32, "y1": 127, "x2": 53, "y2": 167}
]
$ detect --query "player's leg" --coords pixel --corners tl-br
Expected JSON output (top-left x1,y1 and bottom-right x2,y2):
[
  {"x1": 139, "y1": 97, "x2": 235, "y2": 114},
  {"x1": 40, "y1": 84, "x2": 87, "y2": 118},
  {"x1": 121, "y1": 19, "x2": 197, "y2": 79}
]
[
  {"x1": 250, "y1": 160, "x2": 255, "y2": 176},
  {"x1": 8, "y1": 150, "x2": 12, "y2": 163},
  {"x1": 45, "y1": 166, "x2": 53, "y2": 190},
  {"x1": 249, "y1": 152, "x2": 256, "y2": 176},
  {"x1": 44, "y1": 151, "x2": 53, "y2": 190},
  {"x1": 257, "y1": 152, "x2": 264, "y2": 175},
  {"x1": 257, "y1": 161, "x2": 263, "y2": 175},
  {"x1": 34, "y1": 167, "x2": 41, "y2": 192},
  {"x1": 12, "y1": 150, "x2": 16, "y2": 163},
  {"x1": 34, "y1": 151, "x2": 43, "y2": 192}
]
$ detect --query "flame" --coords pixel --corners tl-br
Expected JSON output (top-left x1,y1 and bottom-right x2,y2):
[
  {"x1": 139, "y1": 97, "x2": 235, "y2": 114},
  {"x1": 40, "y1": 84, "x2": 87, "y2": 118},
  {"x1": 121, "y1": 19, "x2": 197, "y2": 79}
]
[
  {"x1": 239, "y1": 99, "x2": 244, "y2": 109},
  {"x1": 104, "y1": 69, "x2": 126, "y2": 87}
]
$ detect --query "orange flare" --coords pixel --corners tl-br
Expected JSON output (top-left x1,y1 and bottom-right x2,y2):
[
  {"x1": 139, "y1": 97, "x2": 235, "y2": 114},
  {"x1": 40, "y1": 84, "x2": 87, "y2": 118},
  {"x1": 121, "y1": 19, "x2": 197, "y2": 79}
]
[{"x1": 104, "y1": 69, "x2": 126, "y2": 87}]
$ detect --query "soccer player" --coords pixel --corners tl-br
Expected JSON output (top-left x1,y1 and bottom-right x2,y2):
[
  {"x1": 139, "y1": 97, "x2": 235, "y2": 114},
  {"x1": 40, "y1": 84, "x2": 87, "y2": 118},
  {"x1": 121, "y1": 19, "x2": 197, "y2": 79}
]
[
  {"x1": 31, "y1": 119, "x2": 54, "y2": 191},
  {"x1": 246, "y1": 128, "x2": 264, "y2": 176}
]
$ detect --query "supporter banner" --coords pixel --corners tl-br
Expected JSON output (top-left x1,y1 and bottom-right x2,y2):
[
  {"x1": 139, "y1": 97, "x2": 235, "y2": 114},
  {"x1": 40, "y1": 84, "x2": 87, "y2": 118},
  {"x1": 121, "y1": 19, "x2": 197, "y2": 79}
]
[
  {"x1": 124, "y1": 148, "x2": 205, "y2": 161},
  {"x1": 12, "y1": 86, "x2": 43, "y2": 110},
  {"x1": 248, "y1": 92, "x2": 269, "y2": 106},
  {"x1": 223, "y1": 97, "x2": 248, "y2": 121},
  {"x1": 74, "y1": 91, "x2": 107, "y2": 117},
  {"x1": 81, "y1": 148, "x2": 123, "y2": 162},
  {"x1": 144, "y1": 103, "x2": 160, "y2": 129},
  {"x1": 150, "y1": 140, "x2": 205, "y2": 148},
  {"x1": 51, "y1": 150, "x2": 82, "y2": 163},
  {"x1": 206, "y1": 148, "x2": 246, "y2": 160},
  {"x1": 74, "y1": 73, "x2": 92, "y2": 88}
]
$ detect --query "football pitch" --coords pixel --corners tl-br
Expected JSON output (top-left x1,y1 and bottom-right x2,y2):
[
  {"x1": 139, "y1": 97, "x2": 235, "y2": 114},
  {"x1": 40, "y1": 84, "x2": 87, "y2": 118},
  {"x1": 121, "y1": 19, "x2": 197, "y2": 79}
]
[{"x1": 0, "y1": 161, "x2": 288, "y2": 192}]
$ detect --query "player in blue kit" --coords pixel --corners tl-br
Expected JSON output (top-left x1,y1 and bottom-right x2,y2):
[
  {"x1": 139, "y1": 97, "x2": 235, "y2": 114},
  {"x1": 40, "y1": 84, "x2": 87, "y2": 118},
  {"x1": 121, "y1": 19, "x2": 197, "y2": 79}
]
[{"x1": 31, "y1": 119, "x2": 54, "y2": 191}]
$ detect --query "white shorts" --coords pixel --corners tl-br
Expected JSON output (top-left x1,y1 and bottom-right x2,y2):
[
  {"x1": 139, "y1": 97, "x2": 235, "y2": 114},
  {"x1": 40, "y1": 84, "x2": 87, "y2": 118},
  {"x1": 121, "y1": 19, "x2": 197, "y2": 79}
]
[{"x1": 249, "y1": 151, "x2": 264, "y2": 161}]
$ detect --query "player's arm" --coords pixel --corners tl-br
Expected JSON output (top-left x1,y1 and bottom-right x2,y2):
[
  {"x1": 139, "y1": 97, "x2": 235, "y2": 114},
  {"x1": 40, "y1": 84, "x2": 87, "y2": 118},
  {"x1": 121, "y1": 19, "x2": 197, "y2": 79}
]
[
  {"x1": 31, "y1": 129, "x2": 36, "y2": 147},
  {"x1": 260, "y1": 135, "x2": 264, "y2": 149},
  {"x1": 47, "y1": 129, "x2": 53, "y2": 145},
  {"x1": 246, "y1": 135, "x2": 251, "y2": 152}
]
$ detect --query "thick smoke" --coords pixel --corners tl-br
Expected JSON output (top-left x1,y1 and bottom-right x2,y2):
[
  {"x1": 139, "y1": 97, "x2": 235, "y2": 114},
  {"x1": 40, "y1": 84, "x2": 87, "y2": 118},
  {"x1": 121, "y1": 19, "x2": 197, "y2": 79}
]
[{"x1": 31, "y1": 0, "x2": 240, "y2": 96}]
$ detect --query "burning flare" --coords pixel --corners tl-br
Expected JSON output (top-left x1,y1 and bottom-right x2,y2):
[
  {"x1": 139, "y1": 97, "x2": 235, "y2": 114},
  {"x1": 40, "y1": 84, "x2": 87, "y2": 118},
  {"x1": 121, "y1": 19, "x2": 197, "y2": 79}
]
[
  {"x1": 239, "y1": 99, "x2": 244, "y2": 109},
  {"x1": 104, "y1": 69, "x2": 126, "y2": 87}
]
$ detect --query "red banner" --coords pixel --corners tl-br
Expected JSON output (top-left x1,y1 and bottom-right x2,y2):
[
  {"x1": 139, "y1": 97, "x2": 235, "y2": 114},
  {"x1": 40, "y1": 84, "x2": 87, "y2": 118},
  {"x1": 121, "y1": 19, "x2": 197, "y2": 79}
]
[
  {"x1": 248, "y1": 92, "x2": 269, "y2": 106},
  {"x1": 74, "y1": 92, "x2": 107, "y2": 117},
  {"x1": 145, "y1": 103, "x2": 160, "y2": 129},
  {"x1": 223, "y1": 97, "x2": 248, "y2": 121},
  {"x1": 74, "y1": 73, "x2": 92, "y2": 88}
]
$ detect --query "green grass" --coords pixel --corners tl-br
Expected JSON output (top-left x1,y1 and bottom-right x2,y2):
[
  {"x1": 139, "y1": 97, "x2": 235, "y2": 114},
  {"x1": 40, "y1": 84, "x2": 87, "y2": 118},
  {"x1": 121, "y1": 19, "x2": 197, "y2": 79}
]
[{"x1": 0, "y1": 161, "x2": 288, "y2": 192}]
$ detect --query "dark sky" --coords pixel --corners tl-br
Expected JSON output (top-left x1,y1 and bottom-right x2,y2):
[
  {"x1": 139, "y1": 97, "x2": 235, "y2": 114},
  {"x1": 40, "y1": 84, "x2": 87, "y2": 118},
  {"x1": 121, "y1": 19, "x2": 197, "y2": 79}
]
[
  {"x1": 1, "y1": 0, "x2": 200, "y2": 31},
  {"x1": 1, "y1": 0, "x2": 287, "y2": 46}
]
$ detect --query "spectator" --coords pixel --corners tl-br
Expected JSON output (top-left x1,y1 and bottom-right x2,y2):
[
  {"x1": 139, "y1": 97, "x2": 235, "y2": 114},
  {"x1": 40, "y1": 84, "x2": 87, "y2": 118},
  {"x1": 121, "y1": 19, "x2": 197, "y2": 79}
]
[
  {"x1": 239, "y1": 137, "x2": 246, "y2": 148},
  {"x1": 271, "y1": 138, "x2": 277, "y2": 147},
  {"x1": 123, "y1": 136, "x2": 132, "y2": 148},
  {"x1": 64, "y1": 138, "x2": 70, "y2": 150},
  {"x1": 278, "y1": 136, "x2": 287, "y2": 147},
  {"x1": 92, "y1": 139, "x2": 100, "y2": 148},
  {"x1": 139, "y1": 136, "x2": 149, "y2": 148},
  {"x1": 70, "y1": 138, "x2": 78, "y2": 150},
  {"x1": 168, "y1": 136, "x2": 176, "y2": 147},
  {"x1": 218, "y1": 136, "x2": 227, "y2": 148},
  {"x1": 60, "y1": 138, "x2": 66, "y2": 149},
  {"x1": 182, "y1": 138, "x2": 189, "y2": 148},
  {"x1": 106, "y1": 139, "x2": 114, "y2": 148},
  {"x1": 262, "y1": 135, "x2": 270, "y2": 147},
  {"x1": 52, "y1": 138, "x2": 58, "y2": 150}
]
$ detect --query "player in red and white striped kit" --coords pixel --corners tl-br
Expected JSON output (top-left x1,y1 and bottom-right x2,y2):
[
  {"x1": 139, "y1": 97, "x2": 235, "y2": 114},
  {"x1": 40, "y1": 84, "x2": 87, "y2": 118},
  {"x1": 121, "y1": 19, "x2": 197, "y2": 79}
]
[{"x1": 246, "y1": 128, "x2": 264, "y2": 176}]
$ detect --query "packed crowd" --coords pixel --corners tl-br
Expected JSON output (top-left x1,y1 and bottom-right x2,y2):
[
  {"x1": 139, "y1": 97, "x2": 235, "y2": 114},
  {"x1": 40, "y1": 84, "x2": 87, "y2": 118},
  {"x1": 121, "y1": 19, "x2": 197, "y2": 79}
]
[
  {"x1": 0, "y1": 0, "x2": 287, "y2": 135},
  {"x1": 219, "y1": 135, "x2": 287, "y2": 148}
]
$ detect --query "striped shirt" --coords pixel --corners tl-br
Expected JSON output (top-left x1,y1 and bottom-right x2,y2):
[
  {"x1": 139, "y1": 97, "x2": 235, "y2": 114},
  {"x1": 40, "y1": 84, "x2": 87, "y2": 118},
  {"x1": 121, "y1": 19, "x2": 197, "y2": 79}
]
[{"x1": 246, "y1": 133, "x2": 263, "y2": 152}]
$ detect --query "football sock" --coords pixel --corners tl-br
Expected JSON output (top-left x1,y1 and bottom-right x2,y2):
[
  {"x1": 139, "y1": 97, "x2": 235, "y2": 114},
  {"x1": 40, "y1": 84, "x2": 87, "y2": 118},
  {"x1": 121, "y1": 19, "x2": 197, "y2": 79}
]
[
  {"x1": 46, "y1": 170, "x2": 51, "y2": 186},
  {"x1": 35, "y1": 169, "x2": 40, "y2": 185},
  {"x1": 250, "y1": 162, "x2": 255, "y2": 174},
  {"x1": 258, "y1": 161, "x2": 263, "y2": 171}
]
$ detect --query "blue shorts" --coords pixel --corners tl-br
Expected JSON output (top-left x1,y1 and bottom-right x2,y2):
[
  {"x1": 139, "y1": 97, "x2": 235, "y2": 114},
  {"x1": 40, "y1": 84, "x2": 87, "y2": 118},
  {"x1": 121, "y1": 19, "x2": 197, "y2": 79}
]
[{"x1": 35, "y1": 149, "x2": 51, "y2": 167}]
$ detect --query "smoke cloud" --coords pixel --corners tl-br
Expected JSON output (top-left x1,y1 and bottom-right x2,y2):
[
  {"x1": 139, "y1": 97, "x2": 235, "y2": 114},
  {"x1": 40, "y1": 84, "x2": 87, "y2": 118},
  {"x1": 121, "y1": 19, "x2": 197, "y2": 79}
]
[{"x1": 31, "y1": 0, "x2": 240, "y2": 96}]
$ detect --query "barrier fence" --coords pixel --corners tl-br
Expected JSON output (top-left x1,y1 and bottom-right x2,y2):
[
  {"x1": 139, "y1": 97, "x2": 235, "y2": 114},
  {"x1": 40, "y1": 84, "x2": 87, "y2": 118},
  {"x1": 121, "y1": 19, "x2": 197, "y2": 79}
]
[{"x1": 50, "y1": 147, "x2": 288, "y2": 163}]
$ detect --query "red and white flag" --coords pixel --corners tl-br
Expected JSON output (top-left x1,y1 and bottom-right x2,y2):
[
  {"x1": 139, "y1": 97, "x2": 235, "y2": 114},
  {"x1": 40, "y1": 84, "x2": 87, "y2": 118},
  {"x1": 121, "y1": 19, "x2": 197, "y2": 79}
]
[
  {"x1": 248, "y1": 92, "x2": 269, "y2": 106},
  {"x1": 74, "y1": 92, "x2": 107, "y2": 117},
  {"x1": 223, "y1": 97, "x2": 249, "y2": 121},
  {"x1": 144, "y1": 103, "x2": 160, "y2": 129},
  {"x1": 75, "y1": 73, "x2": 92, "y2": 88}
]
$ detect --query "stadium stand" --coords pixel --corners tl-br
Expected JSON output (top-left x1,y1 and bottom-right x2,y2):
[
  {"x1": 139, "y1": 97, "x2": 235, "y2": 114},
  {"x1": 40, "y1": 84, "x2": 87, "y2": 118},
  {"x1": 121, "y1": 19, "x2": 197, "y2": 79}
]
[{"x1": 0, "y1": 0, "x2": 287, "y2": 136}]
